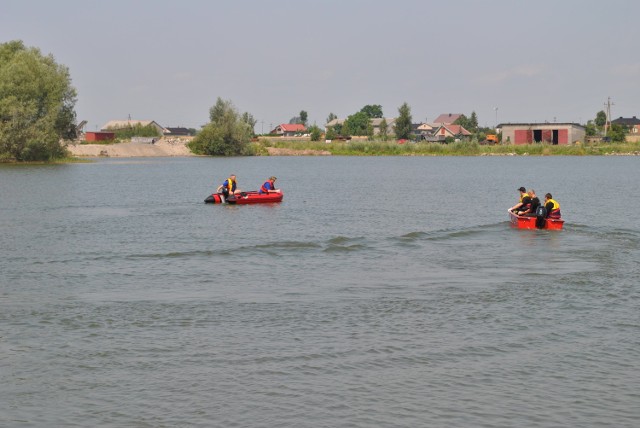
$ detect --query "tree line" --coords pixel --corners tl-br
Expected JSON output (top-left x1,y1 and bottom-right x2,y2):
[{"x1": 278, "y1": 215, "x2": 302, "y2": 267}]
[{"x1": 0, "y1": 40, "x2": 632, "y2": 161}]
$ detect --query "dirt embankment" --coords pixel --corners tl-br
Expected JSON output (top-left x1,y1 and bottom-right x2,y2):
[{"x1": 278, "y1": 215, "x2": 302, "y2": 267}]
[
  {"x1": 66, "y1": 137, "x2": 195, "y2": 157},
  {"x1": 67, "y1": 137, "x2": 333, "y2": 157}
]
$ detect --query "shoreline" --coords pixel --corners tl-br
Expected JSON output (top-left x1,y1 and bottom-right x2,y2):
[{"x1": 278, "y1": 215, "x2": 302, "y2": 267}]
[{"x1": 64, "y1": 137, "x2": 640, "y2": 158}]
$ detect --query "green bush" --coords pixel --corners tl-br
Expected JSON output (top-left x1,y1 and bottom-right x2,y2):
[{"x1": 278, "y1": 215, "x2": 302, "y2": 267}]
[{"x1": 108, "y1": 124, "x2": 161, "y2": 139}]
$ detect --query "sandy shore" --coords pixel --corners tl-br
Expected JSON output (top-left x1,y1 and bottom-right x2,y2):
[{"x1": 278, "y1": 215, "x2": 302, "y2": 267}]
[
  {"x1": 67, "y1": 138, "x2": 332, "y2": 157},
  {"x1": 66, "y1": 137, "x2": 195, "y2": 157}
]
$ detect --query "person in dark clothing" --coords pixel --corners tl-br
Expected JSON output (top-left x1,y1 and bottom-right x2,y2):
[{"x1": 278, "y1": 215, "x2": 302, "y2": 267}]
[
  {"x1": 544, "y1": 193, "x2": 562, "y2": 219},
  {"x1": 518, "y1": 189, "x2": 541, "y2": 216},
  {"x1": 510, "y1": 186, "x2": 531, "y2": 213}
]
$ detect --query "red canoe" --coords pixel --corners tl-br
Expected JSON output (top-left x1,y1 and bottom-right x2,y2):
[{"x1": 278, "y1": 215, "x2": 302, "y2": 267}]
[
  {"x1": 508, "y1": 210, "x2": 564, "y2": 230},
  {"x1": 204, "y1": 191, "x2": 283, "y2": 204}
]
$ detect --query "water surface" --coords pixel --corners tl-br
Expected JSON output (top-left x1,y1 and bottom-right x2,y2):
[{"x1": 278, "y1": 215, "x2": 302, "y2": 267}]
[{"x1": 1, "y1": 156, "x2": 639, "y2": 427}]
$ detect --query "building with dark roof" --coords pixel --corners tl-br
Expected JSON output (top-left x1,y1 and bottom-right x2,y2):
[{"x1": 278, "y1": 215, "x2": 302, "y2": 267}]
[
  {"x1": 163, "y1": 127, "x2": 192, "y2": 136},
  {"x1": 611, "y1": 116, "x2": 640, "y2": 137}
]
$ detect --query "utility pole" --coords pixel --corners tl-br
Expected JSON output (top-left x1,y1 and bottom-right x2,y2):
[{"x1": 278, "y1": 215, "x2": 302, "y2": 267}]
[{"x1": 604, "y1": 96, "x2": 614, "y2": 137}]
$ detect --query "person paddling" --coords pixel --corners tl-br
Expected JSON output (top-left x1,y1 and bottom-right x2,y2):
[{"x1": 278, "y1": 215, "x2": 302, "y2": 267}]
[
  {"x1": 258, "y1": 176, "x2": 280, "y2": 194},
  {"x1": 216, "y1": 174, "x2": 242, "y2": 200}
]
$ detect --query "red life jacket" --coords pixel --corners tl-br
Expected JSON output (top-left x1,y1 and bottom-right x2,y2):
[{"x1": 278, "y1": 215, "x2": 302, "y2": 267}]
[{"x1": 260, "y1": 180, "x2": 274, "y2": 194}]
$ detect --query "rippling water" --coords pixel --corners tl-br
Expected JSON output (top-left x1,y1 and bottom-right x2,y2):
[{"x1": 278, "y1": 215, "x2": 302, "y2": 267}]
[{"x1": 1, "y1": 156, "x2": 639, "y2": 427}]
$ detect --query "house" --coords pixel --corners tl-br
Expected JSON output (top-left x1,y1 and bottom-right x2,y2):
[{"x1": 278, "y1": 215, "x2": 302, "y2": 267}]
[
  {"x1": 163, "y1": 127, "x2": 192, "y2": 136},
  {"x1": 499, "y1": 123, "x2": 585, "y2": 145},
  {"x1": 433, "y1": 113, "x2": 463, "y2": 125},
  {"x1": 271, "y1": 123, "x2": 306, "y2": 136},
  {"x1": 370, "y1": 118, "x2": 396, "y2": 135},
  {"x1": 412, "y1": 123, "x2": 434, "y2": 140},
  {"x1": 101, "y1": 120, "x2": 166, "y2": 134},
  {"x1": 611, "y1": 116, "x2": 640, "y2": 134},
  {"x1": 432, "y1": 124, "x2": 472, "y2": 141}
]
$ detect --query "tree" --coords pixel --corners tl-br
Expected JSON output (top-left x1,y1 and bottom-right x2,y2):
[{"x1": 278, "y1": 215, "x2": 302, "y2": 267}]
[
  {"x1": 378, "y1": 118, "x2": 389, "y2": 141},
  {"x1": 0, "y1": 40, "x2": 77, "y2": 161},
  {"x1": 469, "y1": 111, "x2": 479, "y2": 132},
  {"x1": 343, "y1": 111, "x2": 370, "y2": 136},
  {"x1": 360, "y1": 104, "x2": 383, "y2": 119},
  {"x1": 241, "y1": 112, "x2": 257, "y2": 135},
  {"x1": 326, "y1": 112, "x2": 337, "y2": 124},
  {"x1": 109, "y1": 123, "x2": 161, "y2": 139},
  {"x1": 609, "y1": 123, "x2": 626, "y2": 143},
  {"x1": 189, "y1": 97, "x2": 252, "y2": 156},
  {"x1": 308, "y1": 125, "x2": 322, "y2": 141},
  {"x1": 325, "y1": 127, "x2": 337, "y2": 140},
  {"x1": 299, "y1": 110, "x2": 308, "y2": 127},
  {"x1": 394, "y1": 102, "x2": 412, "y2": 140},
  {"x1": 453, "y1": 114, "x2": 469, "y2": 129},
  {"x1": 585, "y1": 120, "x2": 597, "y2": 136},
  {"x1": 595, "y1": 110, "x2": 607, "y2": 127},
  {"x1": 453, "y1": 112, "x2": 479, "y2": 134}
]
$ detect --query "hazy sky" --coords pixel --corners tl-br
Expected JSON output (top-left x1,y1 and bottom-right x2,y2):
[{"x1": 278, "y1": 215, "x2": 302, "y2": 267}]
[{"x1": 3, "y1": 0, "x2": 639, "y2": 133}]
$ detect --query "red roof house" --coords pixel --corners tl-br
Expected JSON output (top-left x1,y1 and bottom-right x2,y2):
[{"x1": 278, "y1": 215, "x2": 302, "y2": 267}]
[
  {"x1": 433, "y1": 113, "x2": 463, "y2": 124},
  {"x1": 271, "y1": 123, "x2": 306, "y2": 136},
  {"x1": 433, "y1": 124, "x2": 472, "y2": 140}
]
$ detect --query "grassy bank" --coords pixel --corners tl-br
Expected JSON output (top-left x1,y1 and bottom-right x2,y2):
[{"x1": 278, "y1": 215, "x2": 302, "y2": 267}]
[
  {"x1": 256, "y1": 138, "x2": 640, "y2": 156},
  {"x1": 0, "y1": 156, "x2": 91, "y2": 165}
]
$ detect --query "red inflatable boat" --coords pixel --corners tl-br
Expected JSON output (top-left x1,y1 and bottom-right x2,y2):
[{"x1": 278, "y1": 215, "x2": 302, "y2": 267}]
[
  {"x1": 205, "y1": 191, "x2": 283, "y2": 204},
  {"x1": 508, "y1": 210, "x2": 564, "y2": 230}
]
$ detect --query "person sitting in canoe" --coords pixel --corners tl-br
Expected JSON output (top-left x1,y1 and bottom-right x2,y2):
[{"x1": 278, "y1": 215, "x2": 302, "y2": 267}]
[
  {"x1": 216, "y1": 174, "x2": 242, "y2": 198},
  {"x1": 258, "y1": 176, "x2": 281, "y2": 194},
  {"x1": 510, "y1": 186, "x2": 531, "y2": 213},
  {"x1": 544, "y1": 193, "x2": 561, "y2": 219},
  {"x1": 516, "y1": 189, "x2": 540, "y2": 216}
]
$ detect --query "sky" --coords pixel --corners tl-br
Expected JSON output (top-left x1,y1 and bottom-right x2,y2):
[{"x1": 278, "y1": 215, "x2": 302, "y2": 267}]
[{"x1": 2, "y1": 0, "x2": 639, "y2": 133}]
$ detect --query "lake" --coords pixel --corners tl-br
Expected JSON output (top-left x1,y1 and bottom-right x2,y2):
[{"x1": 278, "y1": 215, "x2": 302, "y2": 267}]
[{"x1": 1, "y1": 155, "x2": 639, "y2": 427}]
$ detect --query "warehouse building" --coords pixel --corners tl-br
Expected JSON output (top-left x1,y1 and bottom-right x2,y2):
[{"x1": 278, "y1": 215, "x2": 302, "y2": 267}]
[{"x1": 499, "y1": 123, "x2": 585, "y2": 145}]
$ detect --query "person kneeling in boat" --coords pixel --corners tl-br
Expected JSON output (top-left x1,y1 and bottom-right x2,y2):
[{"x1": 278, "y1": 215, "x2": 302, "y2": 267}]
[
  {"x1": 544, "y1": 193, "x2": 561, "y2": 219},
  {"x1": 258, "y1": 176, "x2": 281, "y2": 194},
  {"x1": 516, "y1": 189, "x2": 541, "y2": 216},
  {"x1": 216, "y1": 174, "x2": 242, "y2": 199},
  {"x1": 510, "y1": 186, "x2": 531, "y2": 214}
]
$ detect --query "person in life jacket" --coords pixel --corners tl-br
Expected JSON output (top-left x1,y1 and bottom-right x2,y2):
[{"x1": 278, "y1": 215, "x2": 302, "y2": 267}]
[
  {"x1": 510, "y1": 186, "x2": 531, "y2": 213},
  {"x1": 518, "y1": 189, "x2": 541, "y2": 216},
  {"x1": 258, "y1": 176, "x2": 280, "y2": 194},
  {"x1": 544, "y1": 193, "x2": 561, "y2": 219},
  {"x1": 216, "y1": 174, "x2": 242, "y2": 197}
]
